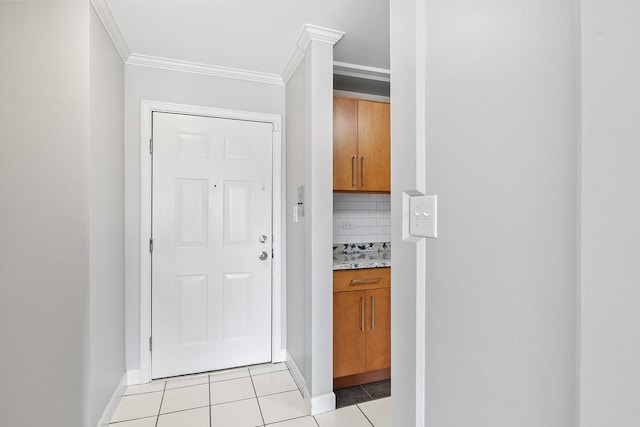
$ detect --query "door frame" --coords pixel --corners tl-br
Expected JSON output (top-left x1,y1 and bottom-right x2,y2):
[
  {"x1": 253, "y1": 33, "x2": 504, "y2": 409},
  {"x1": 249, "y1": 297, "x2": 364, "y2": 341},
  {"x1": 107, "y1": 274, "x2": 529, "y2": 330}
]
[{"x1": 139, "y1": 100, "x2": 284, "y2": 383}]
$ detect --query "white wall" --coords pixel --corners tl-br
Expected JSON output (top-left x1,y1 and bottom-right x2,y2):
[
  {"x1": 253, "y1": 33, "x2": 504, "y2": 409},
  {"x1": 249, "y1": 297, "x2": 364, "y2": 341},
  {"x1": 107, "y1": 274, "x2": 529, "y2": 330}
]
[
  {"x1": 579, "y1": 1, "x2": 640, "y2": 425},
  {"x1": 286, "y1": 61, "x2": 309, "y2": 383},
  {"x1": 124, "y1": 65, "x2": 286, "y2": 369},
  {"x1": 89, "y1": 6, "x2": 126, "y2": 426},
  {"x1": 390, "y1": 0, "x2": 426, "y2": 424},
  {"x1": 423, "y1": 0, "x2": 579, "y2": 424},
  {"x1": 392, "y1": 0, "x2": 579, "y2": 425},
  {"x1": 283, "y1": 28, "x2": 339, "y2": 414},
  {"x1": 0, "y1": 2, "x2": 91, "y2": 426},
  {"x1": 303, "y1": 40, "x2": 337, "y2": 408}
]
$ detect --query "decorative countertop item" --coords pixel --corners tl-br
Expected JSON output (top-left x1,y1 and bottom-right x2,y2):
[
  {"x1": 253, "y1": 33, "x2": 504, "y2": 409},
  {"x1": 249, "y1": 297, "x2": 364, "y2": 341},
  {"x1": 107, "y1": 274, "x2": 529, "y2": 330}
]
[{"x1": 333, "y1": 242, "x2": 391, "y2": 270}]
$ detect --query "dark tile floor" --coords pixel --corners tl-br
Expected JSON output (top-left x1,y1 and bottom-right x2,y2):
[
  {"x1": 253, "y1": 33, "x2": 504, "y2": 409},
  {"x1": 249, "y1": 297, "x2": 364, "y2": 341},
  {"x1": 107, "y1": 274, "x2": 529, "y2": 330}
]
[{"x1": 335, "y1": 379, "x2": 391, "y2": 409}]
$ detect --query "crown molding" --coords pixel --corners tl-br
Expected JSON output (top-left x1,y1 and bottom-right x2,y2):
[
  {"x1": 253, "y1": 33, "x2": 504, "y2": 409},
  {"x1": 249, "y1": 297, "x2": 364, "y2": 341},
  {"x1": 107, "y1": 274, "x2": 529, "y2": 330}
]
[
  {"x1": 127, "y1": 54, "x2": 284, "y2": 86},
  {"x1": 90, "y1": 0, "x2": 131, "y2": 62},
  {"x1": 334, "y1": 69, "x2": 391, "y2": 83},
  {"x1": 282, "y1": 24, "x2": 345, "y2": 84},
  {"x1": 333, "y1": 61, "x2": 391, "y2": 82},
  {"x1": 333, "y1": 90, "x2": 390, "y2": 103},
  {"x1": 333, "y1": 61, "x2": 391, "y2": 76},
  {"x1": 89, "y1": 10, "x2": 347, "y2": 87},
  {"x1": 281, "y1": 47, "x2": 306, "y2": 85},
  {"x1": 297, "y1": 24, "x2": 345, "y2": 51}
]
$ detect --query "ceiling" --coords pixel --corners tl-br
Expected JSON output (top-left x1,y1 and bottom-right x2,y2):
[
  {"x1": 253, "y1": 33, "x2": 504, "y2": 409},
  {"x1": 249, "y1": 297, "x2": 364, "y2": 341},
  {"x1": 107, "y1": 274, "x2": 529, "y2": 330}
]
[{"x1": 105, "y1": 0, "x2": 390, "y2": 80}]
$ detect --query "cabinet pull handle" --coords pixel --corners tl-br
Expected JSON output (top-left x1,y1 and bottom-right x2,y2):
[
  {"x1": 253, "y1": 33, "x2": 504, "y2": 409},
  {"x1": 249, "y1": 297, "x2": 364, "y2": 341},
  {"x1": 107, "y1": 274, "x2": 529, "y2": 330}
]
[
  {"x1": 361, "y1": 156, "x2": 366, "y2": 187},
  {"x1": 360, "y1": 297, "x2": 365, "y2": 331},
  {"x1": 371, "y1": 296, "x2": 375, "y2": 330},
  {"x1": 352, "y1": 156, "x2": 357, "y2": 187},
  {"x1": 350, "y1": 277, "x2": 382, "y2": 285}
]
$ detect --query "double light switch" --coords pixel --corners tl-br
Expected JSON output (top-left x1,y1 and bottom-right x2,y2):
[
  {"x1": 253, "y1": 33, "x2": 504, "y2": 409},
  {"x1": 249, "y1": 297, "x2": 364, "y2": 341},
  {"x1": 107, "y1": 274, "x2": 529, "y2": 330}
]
[{"x1": 409, "y1": 195, "x2": 437, "y2": 238}]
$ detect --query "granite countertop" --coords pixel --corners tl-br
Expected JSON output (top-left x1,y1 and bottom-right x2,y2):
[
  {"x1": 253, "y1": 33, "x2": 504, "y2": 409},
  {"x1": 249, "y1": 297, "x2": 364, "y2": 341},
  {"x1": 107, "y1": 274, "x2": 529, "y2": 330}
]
[{"x1": 333, "y1": 242, "x2": 391, "y2": 270}]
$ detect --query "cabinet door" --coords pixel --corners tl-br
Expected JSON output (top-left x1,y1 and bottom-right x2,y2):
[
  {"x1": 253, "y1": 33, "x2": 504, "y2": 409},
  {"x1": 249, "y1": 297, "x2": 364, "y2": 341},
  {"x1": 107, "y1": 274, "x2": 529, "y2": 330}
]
[
  {"x1": 333, "y1": 290, "x2": 367, "y2": 378},
  {"x1": 365, "y1": 288, "x2": 391, "y2": 371},
  {"x1": 333, "y1": 97, "x2": 358, "y2": 191},
  {"x1": 357, "y1": 100, "x2": 390, "y2": 192}
]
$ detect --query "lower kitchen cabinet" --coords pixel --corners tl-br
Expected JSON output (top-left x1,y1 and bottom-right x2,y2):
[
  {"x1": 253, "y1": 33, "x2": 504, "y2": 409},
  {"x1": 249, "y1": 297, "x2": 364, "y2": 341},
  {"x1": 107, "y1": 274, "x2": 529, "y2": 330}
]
[
  {"x1": 364, "y1": 287, "x2": 391, "y2": 371},
  {"x1": 333, "y1": 290, "x2": 367, "y2": 378},
  {"x1": 333, "y1": 267, "x2": 390, "y2": 389}
]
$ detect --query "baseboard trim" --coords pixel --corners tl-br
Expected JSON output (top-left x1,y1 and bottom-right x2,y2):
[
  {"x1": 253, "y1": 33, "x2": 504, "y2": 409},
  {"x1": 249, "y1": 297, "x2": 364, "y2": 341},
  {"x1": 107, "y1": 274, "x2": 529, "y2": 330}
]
[
  {"x1": 274, "y1": 348, "x2": 287, "y2": 363},
  {"x1": 127, "y1": 369, "x2": 141, "y2": 385},
  {"x1": 285, "y1": 350, "x2": 311, "y2": 410},
  {"x1": 285, "y1": 351, "x2": 336, "y2": 416},
  {"x1": 310, "y1": 392, "x2": 336, "y2": 416},
  {"x1": 96, "y1": 371, "x2": 128, "y2": 427},
  {"x1": 333, "y1": 368, "x2": 391, "y2": 389}
]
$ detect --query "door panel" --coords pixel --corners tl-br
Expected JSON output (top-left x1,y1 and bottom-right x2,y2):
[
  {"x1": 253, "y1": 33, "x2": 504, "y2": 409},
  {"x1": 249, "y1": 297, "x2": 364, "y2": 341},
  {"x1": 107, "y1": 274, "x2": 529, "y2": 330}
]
[
  {"x1": 222, "y1": 272, "x2": 251, "y2": 340},
  {"x1": 333, "y1": 290, "x2": 367, "y2": 378},
  {"x1": 175, "y1": 179, "x2": 208, "y2": 246},
  {"x1": 333, "y1": 97, "x2": 358, "y2": 191},
  {"x1": 357, "y1": 100, "x2": 390, "y2": 192},
  {"x1": 152, "y1": 112, "x2": 273, "y2": 379},
  {"x1": 365, "y1": 288, "x2": 391, "y2": 371},
  {"x1": 224, "y1": 181, "x2": 252, "y2": 245},
  {"x1": 175, "y1": 274, "x2": 208, "y2": 344}
]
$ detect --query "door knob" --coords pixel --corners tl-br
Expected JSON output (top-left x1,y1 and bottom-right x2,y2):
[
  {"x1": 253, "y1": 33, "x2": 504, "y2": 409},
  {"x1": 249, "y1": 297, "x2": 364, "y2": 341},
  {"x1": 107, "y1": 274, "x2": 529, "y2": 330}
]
[
  {"x1": 259, "y1": 235, "x2": 268, "y2": 243},
  {"x1": 259, "y1": 251, "x2": 269, "y2": 261}
]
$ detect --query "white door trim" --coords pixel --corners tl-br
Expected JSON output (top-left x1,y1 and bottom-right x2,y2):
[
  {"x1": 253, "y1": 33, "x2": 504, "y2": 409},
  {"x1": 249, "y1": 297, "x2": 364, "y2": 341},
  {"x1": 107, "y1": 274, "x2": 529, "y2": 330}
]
[{"x1": 139, "y1": 100, "x2": 284, "y2": 383}]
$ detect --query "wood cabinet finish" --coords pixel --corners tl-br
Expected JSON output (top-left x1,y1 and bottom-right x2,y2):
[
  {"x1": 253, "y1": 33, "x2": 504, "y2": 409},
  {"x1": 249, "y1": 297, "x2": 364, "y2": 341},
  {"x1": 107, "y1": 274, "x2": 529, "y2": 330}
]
[
  {"x1": 333, "y1": 97, "x2": 390, "y2": 193},
  {"x1": 364, "y1": 287, "x2": 391, "y2": 371},
  {"x1": 357, "y1": 100, "x2": 390, "y2": 192},
  {"x1": 333, "y1": 97, "x2": 358, "y2": 191},
  {"x1": 333, "y1": 290, "x2": 367, "y2": 378},
  {"x1": 333, "y1": 267, "x2": 391, "y2": 387},
  {"x1": 333, "y1": 267, "x2": 391, "y2": 292}
]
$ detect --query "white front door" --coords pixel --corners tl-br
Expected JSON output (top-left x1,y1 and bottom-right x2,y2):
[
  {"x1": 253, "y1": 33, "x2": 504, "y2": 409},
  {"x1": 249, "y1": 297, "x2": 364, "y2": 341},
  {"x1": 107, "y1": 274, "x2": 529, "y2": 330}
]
[{"x1": 151, "y1": 112, "x2": 273, "y2": 379}]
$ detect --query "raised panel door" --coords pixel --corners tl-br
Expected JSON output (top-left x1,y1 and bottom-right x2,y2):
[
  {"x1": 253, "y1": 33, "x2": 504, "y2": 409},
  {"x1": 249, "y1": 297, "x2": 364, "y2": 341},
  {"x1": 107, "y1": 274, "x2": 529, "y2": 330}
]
[{"x1": 152, "y1": 112, "x2": 273, "y2": 379}]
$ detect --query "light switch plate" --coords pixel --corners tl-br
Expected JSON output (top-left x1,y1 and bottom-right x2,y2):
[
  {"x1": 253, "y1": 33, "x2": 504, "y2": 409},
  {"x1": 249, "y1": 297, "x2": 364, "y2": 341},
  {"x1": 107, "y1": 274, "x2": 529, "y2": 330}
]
[{"x1": 409, "y1": 195, "x2": 437, "y2": 238}]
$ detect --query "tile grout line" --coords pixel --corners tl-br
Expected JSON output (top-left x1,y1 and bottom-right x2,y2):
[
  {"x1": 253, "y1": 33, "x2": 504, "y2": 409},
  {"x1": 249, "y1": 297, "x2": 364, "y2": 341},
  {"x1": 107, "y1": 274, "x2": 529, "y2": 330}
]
[
  {"x1": 360, "y1": 384, "x2": 374, "y2": 400},
  {"x1": 113, "y1": 365, "x2": 287, "y2": 426},
  {"x1": 262, "y1": 414, "x2": 316, "y2": 427},
  {"x1": 163, "y1": 382, "x2": 210, "y2": 391},
  {"x1": 248, "y1": 368, "x2": 267, "y2": 427},
  {"x1": 260, "y1": 395, "x2": 310, "y2": 425},
  {"x1": 256, "y1": 387, "x2": 299, "y2": 398},
  {"x1": 109, "y1": 415, "x2": 158, "y2": 425},
  {"x1": 211, "y1": 396, "x2": 262, "y2": 407},
  {"x1": 208, "y1": 374, "x2": 212, "y2": 427},
  {"x1": 153, "y1": 404, "x2": 211, "y2": 418},
  {"x1": 258, "y1": 371, "x2": 309, "y2": 427},
  {"x1": 250, "y1": 367, "x2": 289, "y2": 377},
  {"x1": 154, "y1": 381, "x2": 167, "y2": 427},
  {"x1": 355, "y1": 404, "x2": 375, "y2": 427},
  {"x1": 208, "y1": 370, "x2": 252, "y2": 384},
  {"x1": 149, "y1": 405, "x2": 210, "y2": 421}
]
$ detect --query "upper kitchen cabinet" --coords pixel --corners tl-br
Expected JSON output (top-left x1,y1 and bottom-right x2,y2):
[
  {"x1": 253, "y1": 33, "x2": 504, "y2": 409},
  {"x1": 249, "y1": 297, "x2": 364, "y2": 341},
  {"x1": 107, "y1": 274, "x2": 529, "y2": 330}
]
[{"x1": 333, "y1": 97, "x2": 390, "y2": 193}]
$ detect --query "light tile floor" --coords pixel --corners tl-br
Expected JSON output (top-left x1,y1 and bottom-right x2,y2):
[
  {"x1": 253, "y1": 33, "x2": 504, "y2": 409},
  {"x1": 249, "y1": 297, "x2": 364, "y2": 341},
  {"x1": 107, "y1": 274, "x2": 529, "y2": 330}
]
[{"x1": 110, "y1": 363, "x2": 390, "y2": 427}]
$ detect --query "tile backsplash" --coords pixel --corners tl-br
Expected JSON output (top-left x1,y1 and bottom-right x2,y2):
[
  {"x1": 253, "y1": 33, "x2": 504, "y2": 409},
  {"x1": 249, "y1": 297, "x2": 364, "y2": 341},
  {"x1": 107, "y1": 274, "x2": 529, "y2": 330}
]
[{"x1": 333, "y1": 193, "x2": 391, "y2": 244}]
